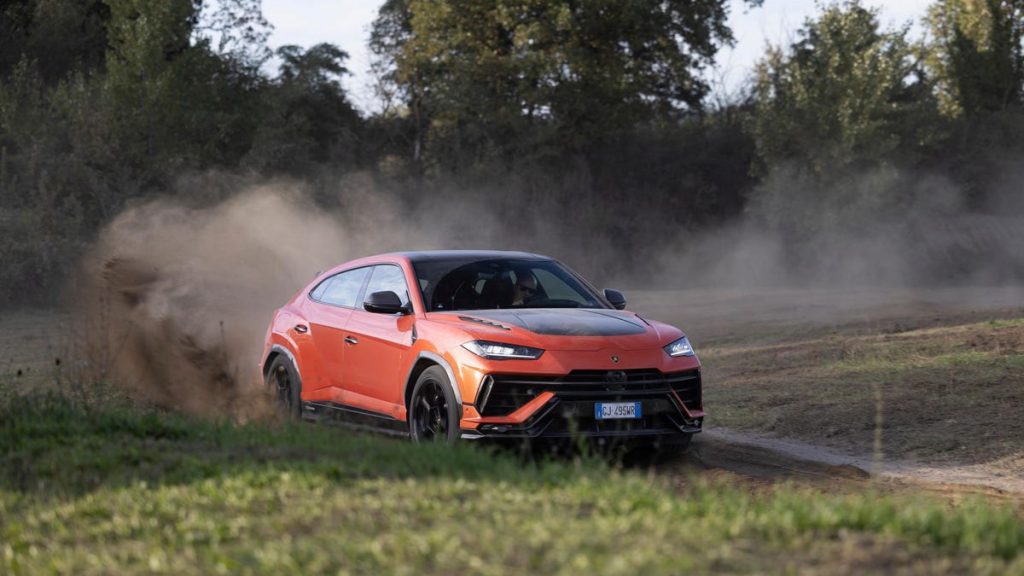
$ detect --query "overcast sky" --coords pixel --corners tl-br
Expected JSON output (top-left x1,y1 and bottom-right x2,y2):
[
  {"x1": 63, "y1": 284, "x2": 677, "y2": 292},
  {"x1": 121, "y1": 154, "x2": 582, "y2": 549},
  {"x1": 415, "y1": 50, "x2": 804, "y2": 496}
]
[{"x1": 261, "y1": 0, "x2": 936, "y2": 112}]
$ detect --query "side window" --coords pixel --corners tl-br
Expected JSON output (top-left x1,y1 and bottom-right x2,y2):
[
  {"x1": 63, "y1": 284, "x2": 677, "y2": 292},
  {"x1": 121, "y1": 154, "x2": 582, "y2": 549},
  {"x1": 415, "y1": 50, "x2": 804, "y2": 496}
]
[
  {"x1": 364, "y1": 265, "x2": 411, "y2": 309},
  {"x1": 310, "y1": 276, "x2": 331, "y2": 301},
  {"x1": 317, "y1": 267, "x2": 370, "y2": 308}
]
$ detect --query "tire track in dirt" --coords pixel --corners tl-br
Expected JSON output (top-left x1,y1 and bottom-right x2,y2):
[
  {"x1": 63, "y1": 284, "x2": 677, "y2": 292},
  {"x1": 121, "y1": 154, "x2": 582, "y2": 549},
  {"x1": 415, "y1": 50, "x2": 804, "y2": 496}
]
[{"x1": 661, "y1": 428, "x2": 1024, "y2": 500}]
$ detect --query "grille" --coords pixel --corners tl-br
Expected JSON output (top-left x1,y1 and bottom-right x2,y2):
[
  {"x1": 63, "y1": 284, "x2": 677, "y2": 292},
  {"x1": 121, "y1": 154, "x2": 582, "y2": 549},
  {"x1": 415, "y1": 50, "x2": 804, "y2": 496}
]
[
  {"x1": 542, "y1": 410, "x2": 682, "y2": 435},
  {"x1": 479, "y1": 369, "x2": 701, "y2": 416}
]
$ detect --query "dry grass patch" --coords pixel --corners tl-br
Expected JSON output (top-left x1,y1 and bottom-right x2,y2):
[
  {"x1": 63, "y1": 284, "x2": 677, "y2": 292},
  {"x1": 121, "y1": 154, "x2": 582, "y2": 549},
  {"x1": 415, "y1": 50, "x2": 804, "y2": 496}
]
[{"x1": 702, "y1": 316, "x2": 1024, "y2": 466}]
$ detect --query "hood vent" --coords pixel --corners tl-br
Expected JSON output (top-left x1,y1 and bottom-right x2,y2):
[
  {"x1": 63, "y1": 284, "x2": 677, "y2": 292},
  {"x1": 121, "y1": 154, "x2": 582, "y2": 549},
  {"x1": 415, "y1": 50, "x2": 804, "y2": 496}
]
[{"x1": 458, "y1": 315, "x2": 511, "y2": 331}]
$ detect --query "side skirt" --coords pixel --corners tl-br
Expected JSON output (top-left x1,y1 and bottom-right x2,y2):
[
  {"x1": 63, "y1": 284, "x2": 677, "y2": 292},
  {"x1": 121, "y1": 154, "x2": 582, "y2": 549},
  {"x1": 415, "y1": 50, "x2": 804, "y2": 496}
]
[{"x1": 302, "y1": 401, "x2": 409, "y2": 438}]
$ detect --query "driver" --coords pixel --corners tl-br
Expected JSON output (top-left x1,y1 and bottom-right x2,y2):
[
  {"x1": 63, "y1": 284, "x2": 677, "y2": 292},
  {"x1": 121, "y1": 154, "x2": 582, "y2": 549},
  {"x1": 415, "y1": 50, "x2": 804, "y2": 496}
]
[{"x1": 511, "y1": 271, "x2": 538, "y2": 306}]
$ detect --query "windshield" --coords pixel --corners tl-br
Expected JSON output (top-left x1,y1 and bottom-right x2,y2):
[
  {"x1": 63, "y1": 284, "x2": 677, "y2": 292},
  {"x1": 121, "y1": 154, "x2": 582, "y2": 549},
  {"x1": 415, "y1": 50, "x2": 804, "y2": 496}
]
[{"x1": 413, "y1": 258, "x2": 606, "y2": 312}]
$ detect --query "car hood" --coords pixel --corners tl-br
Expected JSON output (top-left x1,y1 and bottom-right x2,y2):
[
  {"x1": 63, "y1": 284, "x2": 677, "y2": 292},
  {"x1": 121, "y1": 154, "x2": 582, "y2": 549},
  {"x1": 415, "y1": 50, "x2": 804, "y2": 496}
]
[{"x1": 426, "y1": 309, "x2": 681, "y2": 351}]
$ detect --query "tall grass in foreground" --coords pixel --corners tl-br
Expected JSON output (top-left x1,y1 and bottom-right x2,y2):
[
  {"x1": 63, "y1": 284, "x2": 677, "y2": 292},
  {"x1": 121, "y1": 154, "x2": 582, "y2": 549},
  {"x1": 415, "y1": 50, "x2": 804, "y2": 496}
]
[{"x1": 1, "y1": 393, "x2": 1023, "y2": 574}]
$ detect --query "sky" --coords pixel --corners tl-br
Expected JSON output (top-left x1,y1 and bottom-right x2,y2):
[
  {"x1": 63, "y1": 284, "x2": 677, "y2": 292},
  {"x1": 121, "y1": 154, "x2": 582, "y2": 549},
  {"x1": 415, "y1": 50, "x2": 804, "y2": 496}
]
[{"x1": 261, "y1": 0, "x2": 936, "y2": 112}]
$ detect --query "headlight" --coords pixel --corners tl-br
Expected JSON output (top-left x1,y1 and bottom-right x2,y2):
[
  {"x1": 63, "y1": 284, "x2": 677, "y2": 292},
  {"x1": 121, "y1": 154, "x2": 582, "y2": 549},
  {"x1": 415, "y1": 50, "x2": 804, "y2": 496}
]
[
  {"x1": 663, "y1": 336, "x2": 695, "y2": 357},
  {"x1": 462, "y1": 340, "x2": 545, "y2": 360}
]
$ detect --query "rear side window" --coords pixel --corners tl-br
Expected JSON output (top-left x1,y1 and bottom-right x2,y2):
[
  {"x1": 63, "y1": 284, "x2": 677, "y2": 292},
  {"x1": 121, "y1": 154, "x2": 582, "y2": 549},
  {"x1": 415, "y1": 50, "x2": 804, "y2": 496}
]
[
  {"x1": 364, "y1": 265, "x2": 411, "y2": 308},
  {"x1": 311, "y1": 267, "x2": 370, "y2": 308},
  {"x1": 310, "y1": 277, "x2": 331, "y2": 300}
]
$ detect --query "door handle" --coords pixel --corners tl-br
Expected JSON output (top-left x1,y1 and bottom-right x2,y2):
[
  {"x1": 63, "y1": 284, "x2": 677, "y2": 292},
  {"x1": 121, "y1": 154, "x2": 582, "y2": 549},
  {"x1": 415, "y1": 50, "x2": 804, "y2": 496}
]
[{"x1": 344, "y1": 335, "x2": 359, "y2": 345}]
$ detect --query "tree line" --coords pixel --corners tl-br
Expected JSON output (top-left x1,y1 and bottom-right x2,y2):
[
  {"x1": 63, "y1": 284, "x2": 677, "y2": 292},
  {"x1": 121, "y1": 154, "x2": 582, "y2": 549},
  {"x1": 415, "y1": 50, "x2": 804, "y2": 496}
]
[{"x1": 1, "y1": 0, "x2": 1022, "y2": 305}]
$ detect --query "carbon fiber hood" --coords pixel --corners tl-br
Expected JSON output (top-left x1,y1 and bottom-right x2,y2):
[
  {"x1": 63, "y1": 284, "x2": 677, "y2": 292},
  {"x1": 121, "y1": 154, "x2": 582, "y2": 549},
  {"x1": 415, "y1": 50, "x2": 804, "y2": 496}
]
[{"x1": 457, "y1": 309, "x2": 648, "y2": 336}]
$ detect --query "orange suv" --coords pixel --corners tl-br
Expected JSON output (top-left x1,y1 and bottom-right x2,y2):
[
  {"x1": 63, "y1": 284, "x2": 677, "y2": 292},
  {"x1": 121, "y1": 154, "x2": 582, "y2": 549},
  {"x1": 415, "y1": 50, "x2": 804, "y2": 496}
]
[{"x1": 261, "y1": 251, "x2": 703, "y2": 448}]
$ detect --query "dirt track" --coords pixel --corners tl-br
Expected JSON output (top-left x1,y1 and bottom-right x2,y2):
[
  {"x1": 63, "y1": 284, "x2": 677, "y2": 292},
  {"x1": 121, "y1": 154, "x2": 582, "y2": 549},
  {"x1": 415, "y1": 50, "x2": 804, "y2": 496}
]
[
  {"x1": 663, "y1": 428, "x2": 1024, "y2": 500},
  {"x1": 619, "y1": 286, "x2": 1024, "y2": 500}
]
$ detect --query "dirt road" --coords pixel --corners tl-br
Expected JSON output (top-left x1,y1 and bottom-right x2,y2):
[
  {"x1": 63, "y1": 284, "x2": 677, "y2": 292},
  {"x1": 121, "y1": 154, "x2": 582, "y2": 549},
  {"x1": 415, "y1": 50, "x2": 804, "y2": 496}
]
[
  {"x1": 666, "y1": 428, "x2": 1024, "y2": 500},
  {"x1": 619, "y1": 286, "x2": 1024, "y2": 499}
]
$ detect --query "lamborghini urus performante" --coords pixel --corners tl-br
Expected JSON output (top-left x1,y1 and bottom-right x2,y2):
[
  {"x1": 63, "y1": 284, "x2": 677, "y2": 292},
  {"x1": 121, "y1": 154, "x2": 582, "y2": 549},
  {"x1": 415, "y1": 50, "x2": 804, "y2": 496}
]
[{"x1": 261, "y1": 251, "x2": 703, "y2": 448}]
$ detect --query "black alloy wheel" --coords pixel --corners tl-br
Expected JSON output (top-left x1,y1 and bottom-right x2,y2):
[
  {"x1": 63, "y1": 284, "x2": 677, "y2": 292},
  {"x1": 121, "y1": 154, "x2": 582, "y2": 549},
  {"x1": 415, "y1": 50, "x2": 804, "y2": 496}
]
[
  {"x1": 266, "y1": 355, "x2": 301, "y2": 418},
  {"x1": 409, "y1": 366, "x2": 460, "y2": 443}
]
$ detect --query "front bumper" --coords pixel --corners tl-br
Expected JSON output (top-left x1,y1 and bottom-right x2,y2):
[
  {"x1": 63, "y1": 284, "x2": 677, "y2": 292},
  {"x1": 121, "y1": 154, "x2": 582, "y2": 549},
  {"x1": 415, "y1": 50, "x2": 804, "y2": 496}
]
[{"x1": 460, "y1": 368, "x2": 704, "y2": 440}]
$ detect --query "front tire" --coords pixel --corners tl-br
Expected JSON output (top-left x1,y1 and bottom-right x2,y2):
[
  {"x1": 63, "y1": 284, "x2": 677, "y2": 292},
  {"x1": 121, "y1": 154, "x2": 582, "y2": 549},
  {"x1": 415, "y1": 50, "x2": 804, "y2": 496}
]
[
  {"x1": 409, "y1": 366, "x2": 460, "y2": 443},
  {"x1": 265, "y1": 355, "x2": 302, "y2": 419}
]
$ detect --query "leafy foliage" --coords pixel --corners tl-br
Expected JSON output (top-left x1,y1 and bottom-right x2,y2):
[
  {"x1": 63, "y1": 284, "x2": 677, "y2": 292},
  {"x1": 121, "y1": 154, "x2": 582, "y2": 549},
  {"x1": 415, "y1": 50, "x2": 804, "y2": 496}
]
[
  {"x1": 0, "y1": 0, "x2": 110, "y2": 82},
  {"x1": 920, "y1": 0, "x2": 1024, "y2": 206},
  {"x1": 925, "y1": 0, "x2": 1024, "y2": 117},
  {"x1": 751, "y1": 1, "x2": 938, "y2": 175},
  {"x1": 370, "y1": 0, "x2": 761, "y2": 168},
  {"x1": 0, "y1": 1, "x2": 364, "y2": 305},
  {"x1": 1, "y1": 0, "x2": 1024, "y2": 305},
  {"x1": 245, "y1": 44, "x2": 361, "y2": 174}
]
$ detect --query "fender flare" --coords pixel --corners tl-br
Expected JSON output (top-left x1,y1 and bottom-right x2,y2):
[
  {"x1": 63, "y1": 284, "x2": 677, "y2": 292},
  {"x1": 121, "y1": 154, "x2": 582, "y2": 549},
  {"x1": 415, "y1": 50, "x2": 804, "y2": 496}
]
[
  {"x1": 265, "y1": 343, "x2": 302, "y2": 381},
  {"x1": 404, "y1": 351, "x2": 463, "y2": 406}
]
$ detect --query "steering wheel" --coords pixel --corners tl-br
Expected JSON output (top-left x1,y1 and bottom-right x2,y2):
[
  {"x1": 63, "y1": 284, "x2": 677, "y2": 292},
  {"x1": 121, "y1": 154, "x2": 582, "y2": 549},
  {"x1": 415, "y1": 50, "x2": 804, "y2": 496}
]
[{"x1": 449, "y1": 280, "x2": 477, "y2": 310}]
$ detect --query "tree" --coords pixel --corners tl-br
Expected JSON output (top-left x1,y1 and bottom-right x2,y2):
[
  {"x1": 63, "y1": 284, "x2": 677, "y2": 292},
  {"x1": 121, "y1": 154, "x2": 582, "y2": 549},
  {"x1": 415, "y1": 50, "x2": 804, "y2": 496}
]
[
  {"x1": 751, "y1": 1, "x2": 938, "y2": 175},
  {"x1": 103, "y1": 0, "x2": 267, "y2": 172},
  {"x1": 0, "y1": 0, "x2": 110, "y2": 83},
  {"x1": 246, "y1": 44, "x2": 362, "y2": 174},
  {"x1": 195, "y1": 0, "x2": 274, "y2": 71},
  {"x1": 370, "y1": 0, "x2": 761, "y2": 169},
  {"x1": 925, "y1": 0, "x2": 1024, "y2": 117},
  {"x1": 922, "y1": 1, "x2": 1024, "y2": 205},
  {"x1": 369, "y1": 0, "x2": 424, "y2": 166}
]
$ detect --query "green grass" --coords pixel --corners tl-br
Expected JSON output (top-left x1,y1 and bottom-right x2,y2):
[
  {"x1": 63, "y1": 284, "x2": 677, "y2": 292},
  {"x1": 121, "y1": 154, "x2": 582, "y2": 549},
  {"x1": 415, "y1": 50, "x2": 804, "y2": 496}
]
[
  {"x1": 829, "y1": 349, "x2": 1024, "y2": 378},
  {"x1": 2, "y1": 393, "x2": 1024, "y2": 574},
  {"x1": 987, "y1": 318, "x2": 1024, "y2": 329}
]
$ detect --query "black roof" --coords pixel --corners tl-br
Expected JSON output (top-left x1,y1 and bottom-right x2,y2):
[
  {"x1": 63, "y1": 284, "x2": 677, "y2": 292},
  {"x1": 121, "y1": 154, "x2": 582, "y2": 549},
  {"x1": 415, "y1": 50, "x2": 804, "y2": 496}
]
[{"x1": 391, "y1": 250, "x2": 551, "y2": 262}]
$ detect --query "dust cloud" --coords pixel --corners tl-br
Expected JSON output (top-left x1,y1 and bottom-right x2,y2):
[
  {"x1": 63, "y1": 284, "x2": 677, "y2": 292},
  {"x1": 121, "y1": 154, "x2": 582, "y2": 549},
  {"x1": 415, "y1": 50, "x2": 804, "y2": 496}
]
[
  {"x1": 653, "y1": 163, "x2": 1024, "y2": 290},
  {"x1": 76, "y1": 164, "x2": 1024, "y2": 417},
  {"x1": 76, "y1": 177, "x2": 565, "y2": 417},
  {"x1": 80, "y1": 185, "x2": 349, "y2": 417}
]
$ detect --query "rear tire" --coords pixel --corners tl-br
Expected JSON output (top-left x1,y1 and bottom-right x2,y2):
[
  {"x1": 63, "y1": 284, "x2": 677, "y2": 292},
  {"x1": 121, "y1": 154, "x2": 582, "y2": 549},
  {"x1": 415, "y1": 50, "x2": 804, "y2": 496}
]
[
  {"x1": 265, "y1": 355, "x2": 302, "y2": 419},
  {"x1": 409, "y1": 366, "x2": 460, "y2": 444}
]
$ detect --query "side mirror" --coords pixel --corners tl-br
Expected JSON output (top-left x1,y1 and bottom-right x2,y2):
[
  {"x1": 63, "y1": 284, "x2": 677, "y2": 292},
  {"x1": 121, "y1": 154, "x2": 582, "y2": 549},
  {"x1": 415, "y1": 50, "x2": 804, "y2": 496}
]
[
  {"x1": 604, "y1": 288, "x2": 626, "y2": 310},
  {"x1": 364, "y1": 291, "x2": 409, "y2": 314}
]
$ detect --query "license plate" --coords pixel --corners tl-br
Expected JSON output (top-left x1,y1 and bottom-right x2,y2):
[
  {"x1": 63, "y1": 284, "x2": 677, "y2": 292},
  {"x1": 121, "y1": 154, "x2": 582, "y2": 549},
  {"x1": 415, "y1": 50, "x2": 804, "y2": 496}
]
[{"x1": 594, "y1": 401, "x2": 642, "y2": 420}]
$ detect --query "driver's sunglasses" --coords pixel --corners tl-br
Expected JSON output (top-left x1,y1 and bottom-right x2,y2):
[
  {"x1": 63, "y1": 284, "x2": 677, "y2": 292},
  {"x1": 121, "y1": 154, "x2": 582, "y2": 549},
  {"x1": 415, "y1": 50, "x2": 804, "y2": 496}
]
[{"x1": 515, "y1": 284, "x2": 535, "y2": 295}]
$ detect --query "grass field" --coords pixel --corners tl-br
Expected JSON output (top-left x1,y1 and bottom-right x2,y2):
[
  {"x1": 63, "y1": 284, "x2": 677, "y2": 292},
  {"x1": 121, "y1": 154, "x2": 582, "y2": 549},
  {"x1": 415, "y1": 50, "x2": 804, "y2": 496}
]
[
  {"x1": 627, "y1": 288, "x2": 1024, "y2": 472},
  {"x1": 2, "y1": 393, "x2": 1024, "y2": 575},
  {"x1": 699, "y1": 314, "x2": 1024, "y2": 470},
  {"x1": 3, "y1": 298, "x2": 1024, "y2": 573}
]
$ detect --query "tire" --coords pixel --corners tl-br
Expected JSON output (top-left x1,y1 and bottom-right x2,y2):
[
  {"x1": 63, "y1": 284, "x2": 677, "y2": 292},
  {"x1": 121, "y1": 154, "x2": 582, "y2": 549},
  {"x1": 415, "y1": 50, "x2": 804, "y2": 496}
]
[
  {"x1": 265, "y1": 355, "x2": 302, "y2": 419},
  {"x1": 408, "y1": 365, "x2": 460, "y2": 444}
]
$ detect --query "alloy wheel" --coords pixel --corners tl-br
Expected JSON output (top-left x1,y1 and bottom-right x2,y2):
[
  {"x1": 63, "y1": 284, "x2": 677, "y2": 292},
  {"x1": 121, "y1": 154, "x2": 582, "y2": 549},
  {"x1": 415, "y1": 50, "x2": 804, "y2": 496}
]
[{"x1": 412, "y1": 380, "x2": 449, "y2": 441}]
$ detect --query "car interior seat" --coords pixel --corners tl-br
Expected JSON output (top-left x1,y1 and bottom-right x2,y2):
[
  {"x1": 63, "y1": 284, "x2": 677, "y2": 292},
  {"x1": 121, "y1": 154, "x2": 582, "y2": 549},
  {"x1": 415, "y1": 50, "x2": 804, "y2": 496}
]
[{"x1": 478, "y1": 274, "x2": 513, "y2": 308}]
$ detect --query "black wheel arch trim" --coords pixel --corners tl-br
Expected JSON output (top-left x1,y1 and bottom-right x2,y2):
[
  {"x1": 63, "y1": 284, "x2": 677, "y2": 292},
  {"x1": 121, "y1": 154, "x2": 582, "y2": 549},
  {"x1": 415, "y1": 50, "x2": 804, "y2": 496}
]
[
  {"x1": 264, "y1": 344, "x2": 302, "y2": 381},
  {"x1": 404, "y1": 351, "x2": 464, "y2": 407}
]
